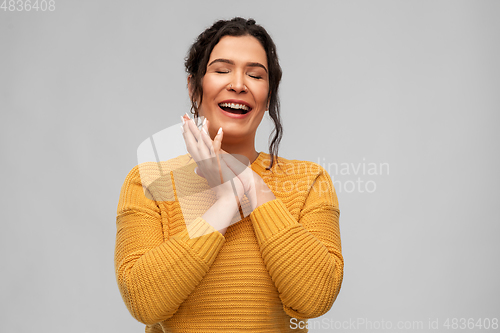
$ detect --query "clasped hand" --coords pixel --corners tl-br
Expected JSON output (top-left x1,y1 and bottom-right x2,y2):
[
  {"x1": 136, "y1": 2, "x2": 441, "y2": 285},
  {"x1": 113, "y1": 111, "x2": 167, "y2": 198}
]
[{"x1": 181, "y1": 114, "x2": 260, "y2": 210}]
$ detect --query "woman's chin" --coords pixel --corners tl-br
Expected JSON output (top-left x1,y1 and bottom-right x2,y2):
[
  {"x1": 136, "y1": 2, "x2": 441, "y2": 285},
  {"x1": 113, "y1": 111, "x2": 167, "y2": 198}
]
[{"x1": 221, "y1": 127, "x2": 247, "y2": 137}]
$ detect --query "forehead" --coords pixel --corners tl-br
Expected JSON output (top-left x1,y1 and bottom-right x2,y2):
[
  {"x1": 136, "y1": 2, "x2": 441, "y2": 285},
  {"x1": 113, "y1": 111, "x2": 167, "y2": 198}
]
[{"x1": 208, "y1": 35, "x2": 268, "y2": 68}]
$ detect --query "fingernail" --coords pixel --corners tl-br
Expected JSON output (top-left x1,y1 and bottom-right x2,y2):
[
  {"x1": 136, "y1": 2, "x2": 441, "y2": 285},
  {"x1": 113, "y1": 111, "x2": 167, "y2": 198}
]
[
  {"x1": 180, "y1": 125, "x2": 184, "y2": 133},
  {"x1": 180, "y1": 116, "x2": 185, "y2": 125},
  {"x1": 217, "y1": 127, "x2": 222, "y2": 135},
  {"x1": 184, "y1": 112, "x2": 191, "y2": 119},
  {"x1": 202, "y1": 118, "x2": 207, "y2": 126}
]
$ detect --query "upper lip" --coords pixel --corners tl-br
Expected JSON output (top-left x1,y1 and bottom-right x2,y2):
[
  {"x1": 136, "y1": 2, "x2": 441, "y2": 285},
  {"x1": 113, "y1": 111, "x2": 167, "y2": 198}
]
[{"x1": 218, "y1": 99, "x2": 253, "y2": 111}]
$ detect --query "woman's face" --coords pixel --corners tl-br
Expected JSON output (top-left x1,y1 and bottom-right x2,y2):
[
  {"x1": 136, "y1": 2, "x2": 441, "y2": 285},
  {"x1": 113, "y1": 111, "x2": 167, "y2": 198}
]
[{"x1": 194, "y1": 35, "x2": 270, "y2": 145}]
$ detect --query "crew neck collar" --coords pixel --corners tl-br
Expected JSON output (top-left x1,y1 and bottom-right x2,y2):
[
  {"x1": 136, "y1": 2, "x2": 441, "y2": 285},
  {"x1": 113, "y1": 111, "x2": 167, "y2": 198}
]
[{"x1": 251, "y1": 151, "x2": 263, "y2": 166}]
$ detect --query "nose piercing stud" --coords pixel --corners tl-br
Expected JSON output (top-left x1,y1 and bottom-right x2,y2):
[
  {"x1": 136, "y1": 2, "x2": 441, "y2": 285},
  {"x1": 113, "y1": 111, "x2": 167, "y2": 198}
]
[{"x1": 228, "y1": 84, "x2": 248, "y2": 91}]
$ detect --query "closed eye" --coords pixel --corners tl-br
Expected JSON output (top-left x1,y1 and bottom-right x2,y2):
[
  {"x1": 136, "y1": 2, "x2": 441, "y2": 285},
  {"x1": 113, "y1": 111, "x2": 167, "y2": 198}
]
[
  {"x1": 216, "y1": 71, "x2": 229, "y2": 74},
  {"x1": 249, "y1": 74, "x2": 262, "y2": 79}
]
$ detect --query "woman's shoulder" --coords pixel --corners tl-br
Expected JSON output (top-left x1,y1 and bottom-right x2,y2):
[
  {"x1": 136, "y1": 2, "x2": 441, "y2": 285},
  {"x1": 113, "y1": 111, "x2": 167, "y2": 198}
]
[
  {"x1": 123, "y1": 153, "x2": 194, "y2": 187},
  {"x1": 120, "y1": 153, "x2": 196, "y2": 202}
]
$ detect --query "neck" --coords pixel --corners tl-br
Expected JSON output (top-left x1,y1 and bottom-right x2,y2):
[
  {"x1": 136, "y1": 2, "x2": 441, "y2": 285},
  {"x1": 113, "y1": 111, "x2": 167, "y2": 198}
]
[{"x1": 220, "y1": 141, "x2": 259, "y2": 166}]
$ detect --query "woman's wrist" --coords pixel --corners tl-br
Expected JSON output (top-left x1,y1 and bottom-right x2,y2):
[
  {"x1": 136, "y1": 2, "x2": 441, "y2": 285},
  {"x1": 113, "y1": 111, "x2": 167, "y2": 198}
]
[
  {"x1": 217, "y1": 194, "x2": 241, "y2": 208},
  {"x1": 252, "y1": 177, "x2": 276, "y2": 210},
  {"x1": 202, "y1": 195, "x2": 240, "y2": 236}
]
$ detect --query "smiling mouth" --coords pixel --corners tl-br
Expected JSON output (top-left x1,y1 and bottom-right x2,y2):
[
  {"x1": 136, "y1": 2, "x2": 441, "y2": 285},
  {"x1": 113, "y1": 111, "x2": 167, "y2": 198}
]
[{"x1": 218, "y1": 102, "x2": 251, "y2": 114}]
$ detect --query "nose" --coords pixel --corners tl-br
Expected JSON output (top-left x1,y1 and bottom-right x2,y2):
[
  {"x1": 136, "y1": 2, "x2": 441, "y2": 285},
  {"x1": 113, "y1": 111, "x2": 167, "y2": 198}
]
[{"x1": 227, "y1": 71, "x2": 248, "y2": 93}]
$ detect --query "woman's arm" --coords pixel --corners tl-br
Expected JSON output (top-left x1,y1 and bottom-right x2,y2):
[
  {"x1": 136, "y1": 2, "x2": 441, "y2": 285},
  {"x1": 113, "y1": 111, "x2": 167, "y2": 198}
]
[
  {"x1": 114, "y1": 166, "x2": 226, "y2": 325},
  {"x1": 249, "y1": 166, "x2": 343, "y2": 319}
]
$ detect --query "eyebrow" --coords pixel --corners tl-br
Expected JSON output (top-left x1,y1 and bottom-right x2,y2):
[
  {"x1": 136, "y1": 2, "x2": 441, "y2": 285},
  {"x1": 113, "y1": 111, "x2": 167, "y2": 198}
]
[{"x1": 208, "y1": 58, "x2": 268, "y2": 73}]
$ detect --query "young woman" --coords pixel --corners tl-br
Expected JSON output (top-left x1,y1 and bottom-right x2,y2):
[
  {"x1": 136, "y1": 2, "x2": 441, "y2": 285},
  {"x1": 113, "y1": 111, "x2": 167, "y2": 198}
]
[{"x1": 115, "y1": 17, "x2": 343, "y2": 333}]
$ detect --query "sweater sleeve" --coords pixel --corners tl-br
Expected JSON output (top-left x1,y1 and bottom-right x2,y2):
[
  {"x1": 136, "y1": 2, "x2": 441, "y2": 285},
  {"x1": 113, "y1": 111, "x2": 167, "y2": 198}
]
[
  {"x1": 114, "y1": 166, "x2": 225, "y2": 325},
  {"x1": 249, "y1": 166, "x2": 343, "y2": 319}
]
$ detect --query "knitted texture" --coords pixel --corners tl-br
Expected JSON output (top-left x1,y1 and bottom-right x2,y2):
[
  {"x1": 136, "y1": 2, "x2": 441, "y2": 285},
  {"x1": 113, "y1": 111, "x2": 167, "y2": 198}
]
[{"x1": 115, "y1": 152, "x2": 343, "y2": 332}]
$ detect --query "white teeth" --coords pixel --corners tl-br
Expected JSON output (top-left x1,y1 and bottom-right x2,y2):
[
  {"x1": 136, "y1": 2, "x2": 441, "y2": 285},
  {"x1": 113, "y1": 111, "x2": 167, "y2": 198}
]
[{"x1": 219, "y1": 102, "x2": 250, "y2": 111}]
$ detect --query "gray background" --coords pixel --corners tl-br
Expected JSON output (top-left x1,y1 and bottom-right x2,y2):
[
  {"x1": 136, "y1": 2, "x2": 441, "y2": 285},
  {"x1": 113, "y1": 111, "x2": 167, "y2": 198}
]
[{"x1": 1, "y1": 0, "x2": 499, "y2": 332}]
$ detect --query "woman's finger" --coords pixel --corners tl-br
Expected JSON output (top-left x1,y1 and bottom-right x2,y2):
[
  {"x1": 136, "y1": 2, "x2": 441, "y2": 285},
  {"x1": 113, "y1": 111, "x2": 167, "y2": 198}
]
[
  {"x1": 199, "y1": 119, "x2": 221, "y2": 155},
  {"x1": 183, "y1": 113, "x2": 201, "y2": 138},
  {"x1": 187, "y1": 116, "x2": 215, "y2": 157},
  {"x1": 197, "y1": 119, "x2": 225, "y2": 175},
  {"x1": 183, "y1": 115, "x2": 211, "y2": 161},
  {"x1": 213, "y1": 125, "x2": 223, "y2": 152},
  {"x1": 182, "y1": 116, "x2": 201, "y2": 161},
  {"x1": 211, "y1": 125, "x2": 224, "y2": 182},
  {"x1": 197, "y1": 119, "x2": 211, "y2": 156}
]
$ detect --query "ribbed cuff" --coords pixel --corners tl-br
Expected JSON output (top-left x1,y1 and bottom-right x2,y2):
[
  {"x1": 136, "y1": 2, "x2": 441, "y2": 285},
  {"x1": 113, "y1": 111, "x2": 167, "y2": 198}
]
[
  {"x1": 250, "y1": 198, "x2": 298, "y2": 245},
  {"x1": 174, "y1": 217, "x2": 225, "y2": 266}
]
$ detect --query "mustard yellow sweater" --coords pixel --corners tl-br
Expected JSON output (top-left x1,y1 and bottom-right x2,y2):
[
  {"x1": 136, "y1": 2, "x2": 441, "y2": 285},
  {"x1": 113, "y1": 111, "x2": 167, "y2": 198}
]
[{"x1": 115, "y1": 152, "x2": 343, "y2": 332}]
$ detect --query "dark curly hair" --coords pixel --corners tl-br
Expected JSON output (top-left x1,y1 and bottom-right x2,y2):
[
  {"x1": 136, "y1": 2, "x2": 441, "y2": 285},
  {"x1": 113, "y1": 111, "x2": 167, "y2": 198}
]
[{"x1": 184, "y1": 17, "x2": 283, "y2": 170}]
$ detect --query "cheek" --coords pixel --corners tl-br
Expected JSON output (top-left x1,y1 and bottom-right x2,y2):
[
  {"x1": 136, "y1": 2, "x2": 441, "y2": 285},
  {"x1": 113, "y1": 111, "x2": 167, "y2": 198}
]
[
  {"x1": 256, "y1": 85, "x2": 270, "y2": 105},
  {"x1": 202, "y1": 76, "x2": 224, "y2": 99}
]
